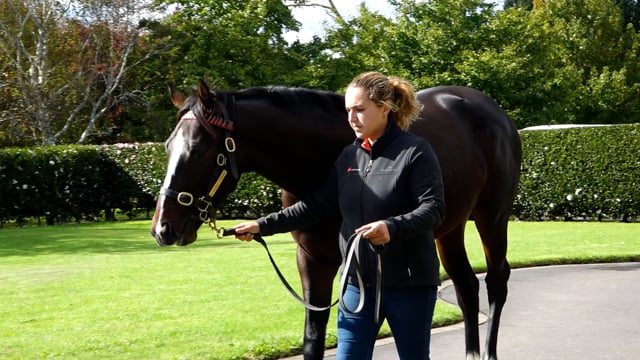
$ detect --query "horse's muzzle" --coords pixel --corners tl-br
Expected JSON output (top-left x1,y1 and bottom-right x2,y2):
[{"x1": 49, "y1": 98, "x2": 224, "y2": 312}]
[
  {"x1": 151, "y1": 221, "x2": 176, "y2": 246},
  {"x1": 151, "y1": 221, "x2": 197, "y2": 246}
]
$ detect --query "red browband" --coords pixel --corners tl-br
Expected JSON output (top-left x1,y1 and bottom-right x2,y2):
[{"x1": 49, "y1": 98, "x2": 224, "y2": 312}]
[{"x1": 180, "y1": 110, "x2": 234, "y2": 131}]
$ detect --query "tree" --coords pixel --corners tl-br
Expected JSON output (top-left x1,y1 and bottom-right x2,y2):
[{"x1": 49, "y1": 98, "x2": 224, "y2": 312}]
[
  {"x1": 504, "y1": 0, "x2": 533, "y2": 9},
  {"x1": 460, "y1": 0, "x2": 640, "y2": 127},
  {"x1": 507, "y1": 0, "x2": 640, "y2": 31},
  {"x1": 615, "y1": 0, "x2": 640, "y2": 31},
  {"x1": 145, "y1": 0, "x2": 300, "y2": 89},
  {"x1": 0, "y1": 0, "x2": 155, "y2": 146},
  {"x1": 73, "y1": 0, "x2": 158, "y2": 144}
]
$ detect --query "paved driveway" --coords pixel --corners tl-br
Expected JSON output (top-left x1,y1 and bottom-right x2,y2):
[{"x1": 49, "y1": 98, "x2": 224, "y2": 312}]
[{"x1": 315, "y1": 262, "x2": 640, "y2": 360}]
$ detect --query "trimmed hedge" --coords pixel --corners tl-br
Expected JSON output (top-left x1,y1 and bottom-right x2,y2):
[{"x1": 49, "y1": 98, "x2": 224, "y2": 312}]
[
  {"x1": 515, "y1": 124, "x2": 640, "y2": 221},
  {"x1": 0, "y1": 124, "x2": 637, "y2": 225},
  {"x1": 0, "y1": 143, "x2": 280, "y2": 225},
  {"x1": 0, "y1": 145, "x2": 156, "y2": 225}
]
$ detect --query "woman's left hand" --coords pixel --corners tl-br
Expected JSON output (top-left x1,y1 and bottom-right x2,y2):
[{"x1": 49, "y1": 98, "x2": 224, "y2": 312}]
[{"x1": 355, "y1": 221, "x2": 390, "y2": 246}]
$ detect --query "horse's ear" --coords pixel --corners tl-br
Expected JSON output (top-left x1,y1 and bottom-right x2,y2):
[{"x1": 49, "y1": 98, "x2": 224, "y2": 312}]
[
  {"x1": 197, "y1": 79, "x2": 216, "y2": 110},
  {"x1": 168, "y1": 83, "x2": 186, "y2": 108}
]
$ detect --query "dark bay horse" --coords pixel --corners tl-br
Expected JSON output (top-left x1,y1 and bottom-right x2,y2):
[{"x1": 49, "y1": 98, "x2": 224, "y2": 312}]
[{"x1": 151, "y1": 80, "x2": 522, "y2": 360}]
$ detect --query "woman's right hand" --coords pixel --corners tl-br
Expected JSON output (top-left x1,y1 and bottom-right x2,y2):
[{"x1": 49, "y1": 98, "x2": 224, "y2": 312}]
[{"x1": 233, "y1": 221, "x2": 260, "y2": 242}]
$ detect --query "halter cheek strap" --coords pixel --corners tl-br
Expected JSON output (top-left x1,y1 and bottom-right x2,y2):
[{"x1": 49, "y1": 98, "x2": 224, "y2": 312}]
[{"x1": 160, "y1": 102, "x2": 239, "y2": 237}]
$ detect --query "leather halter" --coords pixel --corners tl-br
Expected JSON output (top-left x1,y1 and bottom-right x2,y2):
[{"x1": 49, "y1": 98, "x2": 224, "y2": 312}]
[{"x1": 160, "y1": 102, "x2": 239, "y2": 238}]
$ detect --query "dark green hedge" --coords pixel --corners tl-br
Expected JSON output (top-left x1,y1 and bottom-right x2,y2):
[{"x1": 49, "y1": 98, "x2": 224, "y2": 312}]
[
  {"x1": 0, "y1": 145, "x2": 156, "y2": 225},
  {"x1": 0, "y1": 143, "x2": 280, "y2": 225},
  {"x1": 515, "y1": 124, "x2": 640, "y2": 221},
  {"x1": 1, "y1": 124, "x2": 637, "y2": 225}
]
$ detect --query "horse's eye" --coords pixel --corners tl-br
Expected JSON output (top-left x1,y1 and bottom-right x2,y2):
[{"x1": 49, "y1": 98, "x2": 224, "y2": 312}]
[{"x1": 194, "y1": 148, "x2": 208, "y2": 160}]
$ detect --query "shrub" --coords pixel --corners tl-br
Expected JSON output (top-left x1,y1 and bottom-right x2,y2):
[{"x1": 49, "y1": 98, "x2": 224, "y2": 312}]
[
  {"x1": 1, "y1": 124, "x2": 637, "y2": 225},
  {"x1": 0, "y1": 143, "x2": 280, "y2": 225},
  {"x1": 0, "y1": 145, "x2": 157, "y2": 225},
  {"x1": 515, "y1": 124, "x2": 640, "y2": 221}
]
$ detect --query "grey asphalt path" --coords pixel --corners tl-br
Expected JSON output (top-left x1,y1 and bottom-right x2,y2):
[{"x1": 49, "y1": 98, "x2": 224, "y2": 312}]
[{"x1": 312, "y1": 262, "x2": 640, "y2": 360}]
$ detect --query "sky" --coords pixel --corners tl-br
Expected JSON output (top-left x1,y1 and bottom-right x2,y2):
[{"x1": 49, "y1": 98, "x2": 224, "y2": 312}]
[
  {"x1": 284, "y1": 0, "x2": 393, "y2": 43},
  {"x1": 284, "y1": 0, "x2": 502, "y2": 43}
]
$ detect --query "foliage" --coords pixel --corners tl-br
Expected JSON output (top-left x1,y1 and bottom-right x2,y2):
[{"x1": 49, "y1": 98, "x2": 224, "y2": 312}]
[
  {"x1": 145, "y1": 0, "x2": 299, "y2": 89},
  {"x1": 515, "y1": 124, "x2": 640, "y2": 221},
  {"x1": 0, "y1": 143, "x2": 281, "y2": 224},
  {"x1": 220, "y1": 174, "x2": 282, "y2": 219},
  {"x1": 2, "y1": 0, "x2": 640, "y2": 147},
  {"x1": 412, "y1": 0, "x2": 634, "y2": 126},
  {"x1": 0, "y1": 0, "x2": 156, "y2": 146},
  {"x1": 0, "y1": 145, "x2": 151, "y2": 225}
]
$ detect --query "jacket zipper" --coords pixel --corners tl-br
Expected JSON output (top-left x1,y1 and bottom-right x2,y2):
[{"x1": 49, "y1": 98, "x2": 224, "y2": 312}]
[{"x1": 360, "y1": 157, "x2": 373, "y2": 222}]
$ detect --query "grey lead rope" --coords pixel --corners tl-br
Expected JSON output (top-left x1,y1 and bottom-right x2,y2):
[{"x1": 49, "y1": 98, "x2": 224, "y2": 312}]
[{"x1": 338, "y1": 232, "x2": 384, "y2": 324}]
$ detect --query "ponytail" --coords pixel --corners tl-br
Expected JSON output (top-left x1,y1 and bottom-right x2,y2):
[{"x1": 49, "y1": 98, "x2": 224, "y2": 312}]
[{"x1": 348, "y1": 72, "x2": 422, "y2": 130}]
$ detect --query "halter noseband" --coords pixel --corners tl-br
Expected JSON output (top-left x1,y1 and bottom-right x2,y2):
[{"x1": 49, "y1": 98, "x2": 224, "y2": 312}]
[{"x1": 160, "y1": 102, "x2": 239, "y2": 238}]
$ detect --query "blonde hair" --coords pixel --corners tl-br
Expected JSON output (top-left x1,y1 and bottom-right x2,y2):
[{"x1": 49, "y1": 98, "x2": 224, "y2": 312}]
[{"x1": 348, "y1": 71, "x2": 422, "y2": 130}]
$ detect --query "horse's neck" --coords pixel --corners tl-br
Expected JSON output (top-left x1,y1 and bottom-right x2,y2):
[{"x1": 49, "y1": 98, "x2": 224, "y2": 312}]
[{"x1": 235, "y1": 98, "x2": 352, "y2": 197}]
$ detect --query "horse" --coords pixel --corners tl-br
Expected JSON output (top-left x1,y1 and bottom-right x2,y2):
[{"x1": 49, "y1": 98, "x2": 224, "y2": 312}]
[{"x1": 151, "y1": 79, "x2": 522, "y2": 360}]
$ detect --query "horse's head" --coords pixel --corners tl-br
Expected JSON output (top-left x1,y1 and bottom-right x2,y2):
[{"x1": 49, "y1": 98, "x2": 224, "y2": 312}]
[{"x1": 151, "y1": 80, "x2": 240, "y2": 246}]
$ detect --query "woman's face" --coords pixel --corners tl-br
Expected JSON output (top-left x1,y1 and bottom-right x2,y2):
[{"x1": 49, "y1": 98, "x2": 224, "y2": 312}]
[{"x1": 345, "y1": 86, "x2": 390, "y2": 141}]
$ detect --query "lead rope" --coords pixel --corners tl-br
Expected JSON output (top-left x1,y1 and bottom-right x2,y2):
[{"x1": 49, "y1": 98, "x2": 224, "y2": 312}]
[
  {"x1": 223, "y1": 229, "x2": 384, "y2": 323},
  {"x1": 338, "y1": 232, "x2": 384, "y2": 324},
  {"x1": 222, "y1": 228, "x2": 337, "y2": 311}
]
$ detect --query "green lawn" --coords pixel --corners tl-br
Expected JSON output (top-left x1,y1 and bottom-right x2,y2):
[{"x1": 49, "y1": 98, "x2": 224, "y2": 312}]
[{"x1": 1, "y1": 220, "x2": 638, "y2": 359}]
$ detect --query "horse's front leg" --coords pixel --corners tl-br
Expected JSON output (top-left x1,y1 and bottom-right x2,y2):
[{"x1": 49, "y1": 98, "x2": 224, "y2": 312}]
[
  {"x1": 296, "y1": 241, "x2": 339, "y2": 360},
  {"x1": 282, "y1": 191, "x2": 341, "y2": 359},
  {"x1": 292, "y1": 222, "x2": 340, "y2": 360}
]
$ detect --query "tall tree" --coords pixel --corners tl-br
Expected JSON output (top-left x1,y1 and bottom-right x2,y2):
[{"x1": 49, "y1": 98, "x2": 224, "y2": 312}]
[
  {"x1": 147, "y1": 0, "x2": 300, "y2": 89},
  {"x1": 460, "y1": 0, "x2": 640, "y2": 127},
  {"x1": 0, "y1": 0, "x2": 155, "y2": 145},
  {"x1": 615, "y1": 0, "x2": 640, "y2": 31}
]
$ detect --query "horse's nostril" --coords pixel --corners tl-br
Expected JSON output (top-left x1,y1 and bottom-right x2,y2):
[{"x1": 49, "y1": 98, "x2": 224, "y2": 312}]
[
  {"x1": 161, "y1": 221, "x2": 172, "y2": 234},
  {"x1": 153, "y1": 221, "x2": 177, "y2": 246}
]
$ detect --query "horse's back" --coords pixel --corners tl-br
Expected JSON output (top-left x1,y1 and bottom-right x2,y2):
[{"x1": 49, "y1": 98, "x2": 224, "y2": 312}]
[{"x1": 411, "y1": 86, "x2": 521, "y2": 234}]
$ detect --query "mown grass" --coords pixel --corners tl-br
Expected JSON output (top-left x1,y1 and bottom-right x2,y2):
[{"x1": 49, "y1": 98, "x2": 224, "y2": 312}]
[{"x1": 1, "y1": 220, "x2": 638, "y2": 359}]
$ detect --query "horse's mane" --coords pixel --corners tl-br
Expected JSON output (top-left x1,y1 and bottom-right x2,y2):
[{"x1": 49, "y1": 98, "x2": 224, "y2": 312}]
[
  {"x1": 235, "y1": 86, "x2": 346, "y2": 115},
  {"x1": 175, "y1": 86, "x2": 347, "y2": 135}
]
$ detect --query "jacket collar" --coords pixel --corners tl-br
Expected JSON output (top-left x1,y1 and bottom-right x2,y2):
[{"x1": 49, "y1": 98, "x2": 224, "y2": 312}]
[{"x1": 356, "y1": 121, "x2": 402, "y2": 156}]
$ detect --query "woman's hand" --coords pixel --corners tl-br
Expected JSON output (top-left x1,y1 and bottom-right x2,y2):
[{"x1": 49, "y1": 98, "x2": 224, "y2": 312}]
[
  {"x1": 233, "y1": 221, "x2": 260, "y2": 242},
  {"x1": 355, "y1": 221, "x2": 390, "y2": 246}
]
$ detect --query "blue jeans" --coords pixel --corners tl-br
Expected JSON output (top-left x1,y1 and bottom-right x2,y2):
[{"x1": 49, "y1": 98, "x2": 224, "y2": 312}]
[{"x1": 336, "y1": 284, "x2": 437, "y2": 360}]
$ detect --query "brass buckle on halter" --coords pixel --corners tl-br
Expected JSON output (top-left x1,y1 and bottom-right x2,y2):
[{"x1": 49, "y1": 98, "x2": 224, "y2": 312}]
[
  {"x1": 197, "y1": 196, "x2": 212, "y2": 222},
  {"x1": 177, "y1": 192, "x2": 194, "y2": 206}
]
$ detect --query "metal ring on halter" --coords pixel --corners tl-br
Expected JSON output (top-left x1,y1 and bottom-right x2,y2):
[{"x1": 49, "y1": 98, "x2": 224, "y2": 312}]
[
  {"x1": 197, "y1": 197, "x2": 211, "y2": 212},
  {"x1": 217, "y1": 153, "x2": 226, "y2": 166},
  {"x1": 177, "y1": 192, "x2": 194, "y2": 206},
  {"x1": 225, "y1": 137, "x2": 236, "y2": 152}
]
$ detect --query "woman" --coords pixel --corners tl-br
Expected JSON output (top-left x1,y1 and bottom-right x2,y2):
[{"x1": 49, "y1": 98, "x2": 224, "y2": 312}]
[{"x1": 234, "y1": 71, "x2": 445, "y2": 359}]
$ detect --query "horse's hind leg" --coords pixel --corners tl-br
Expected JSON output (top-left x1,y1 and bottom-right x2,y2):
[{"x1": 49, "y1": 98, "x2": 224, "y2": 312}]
[
  {"x1": 437, "y1": 222, "x2": 481, "y2": 360},
  {"x1": 473, "y1": 209, "x2": 511, "y2": 360}
]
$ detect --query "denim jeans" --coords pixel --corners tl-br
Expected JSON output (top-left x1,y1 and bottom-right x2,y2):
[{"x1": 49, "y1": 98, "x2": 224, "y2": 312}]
[{"x1": 336, "y1": 283, "x2": 438, "y2": 360}]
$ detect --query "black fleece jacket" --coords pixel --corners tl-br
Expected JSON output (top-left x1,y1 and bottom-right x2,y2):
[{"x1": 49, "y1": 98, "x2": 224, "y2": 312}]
[{"x1": 257, "y1": 122, "x2": 445, "y2": 288}]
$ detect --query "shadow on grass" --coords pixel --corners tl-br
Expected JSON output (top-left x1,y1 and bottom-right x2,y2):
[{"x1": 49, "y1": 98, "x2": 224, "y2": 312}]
[{"x1": 0, "y1": 221, "x2": 247, "y2": 257}]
